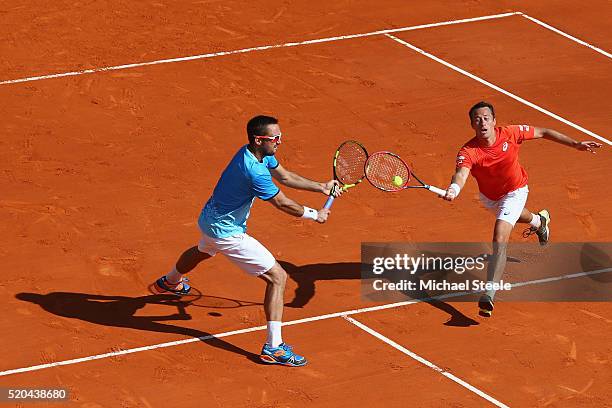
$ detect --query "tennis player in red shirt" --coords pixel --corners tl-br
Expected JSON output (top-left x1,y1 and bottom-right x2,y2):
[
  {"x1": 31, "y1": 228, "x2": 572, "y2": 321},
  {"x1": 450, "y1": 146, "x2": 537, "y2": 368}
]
[{"x1": 443, "y1": 101, "x2": 601, "y2": 317}]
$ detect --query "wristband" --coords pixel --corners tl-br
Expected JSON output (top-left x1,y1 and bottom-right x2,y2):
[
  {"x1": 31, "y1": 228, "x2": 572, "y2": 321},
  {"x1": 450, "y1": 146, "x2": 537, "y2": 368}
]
[
  {"x1": 449, "y1": 183, "x2": 461, "y2": 196},
  {"x1": 301, "y1": 206, "x2": 319, "y2": 220}
]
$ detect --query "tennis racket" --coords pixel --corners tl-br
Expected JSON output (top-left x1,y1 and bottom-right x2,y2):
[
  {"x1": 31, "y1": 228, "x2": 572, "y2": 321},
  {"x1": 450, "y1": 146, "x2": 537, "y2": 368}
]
[
  {"x1": 323, "y1": 140, "x2": 369, "y2": 209},
  {"x1": 365, "y1": 151, "x2": 446, "y2": 196}
]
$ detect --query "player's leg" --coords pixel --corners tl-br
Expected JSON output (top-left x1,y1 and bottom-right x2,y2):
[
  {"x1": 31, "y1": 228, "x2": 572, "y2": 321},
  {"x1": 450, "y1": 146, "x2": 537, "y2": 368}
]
[
  {"x1": 520, "y1": 206, "x2": 551, "y2": 245},
  {"x1": 258, "y1": 264, "x2": 306, "y2": 366},
  {"x1": 167, "y1": 246, "x2": 213, "y2": 286},
  {"x1": 153, "y1": 235, "x2": 215, "y2": 295},
  {"x1": 219, "y1": 234, "x2": 307, "y2": 366},
  {"x1": 517, "y1": 207, "x2": 534, "y2": 224},
  {"x1": 478, "y1": 186, "x2": 528, "y2": 317},
  {"x1": 479, "y1": 220, "x2": 512, "y2": 317},
  {"x1": 258, "y1": 263, "x2": 287, "y2": 341}
]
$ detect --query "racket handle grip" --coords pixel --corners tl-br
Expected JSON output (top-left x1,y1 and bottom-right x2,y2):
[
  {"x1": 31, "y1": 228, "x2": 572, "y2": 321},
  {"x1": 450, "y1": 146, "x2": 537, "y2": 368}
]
[
  {"x1": 428, "y1": 185, "x2": 447, "y2": 196},
  {"x1": 323, "y1": 194, "x2": 335, "y2": 209}
]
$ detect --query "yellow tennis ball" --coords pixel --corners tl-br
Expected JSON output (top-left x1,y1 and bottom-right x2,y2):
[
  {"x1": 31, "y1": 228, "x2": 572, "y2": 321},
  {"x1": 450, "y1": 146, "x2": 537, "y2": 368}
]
[{"x1": 392, "y1": 175, "x2": 403, "y2": 186}]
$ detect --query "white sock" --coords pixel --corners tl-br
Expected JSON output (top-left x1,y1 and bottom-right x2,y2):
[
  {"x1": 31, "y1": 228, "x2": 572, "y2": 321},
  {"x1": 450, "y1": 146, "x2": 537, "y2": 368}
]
[
  {"x1": 266, "y1": 321, "x2": 283, "y2": 348},
  {"x1": 165, "y1": 267, "x2": 183, "y2": 285},
  {"x1": 529, "y1": 213, "x2": 541, "y2": 229}
]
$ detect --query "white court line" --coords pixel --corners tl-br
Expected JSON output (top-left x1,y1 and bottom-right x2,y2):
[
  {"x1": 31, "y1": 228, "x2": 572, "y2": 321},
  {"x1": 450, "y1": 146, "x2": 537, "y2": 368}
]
[
  {"x1": 343, "y1": 316, "x2": 510, "y2": 408},
  {"x1": 519, "y1": 13, "x2": 612, "y2": 59},
  {"x1": 0, "y1": 325, "x2": 265, "y2": 378},
  {"x1": 0, "y1": 12, "x2": 520, "y2": 86},
  {"x1": 384, "y1": 34, "x2": 612, "y2": 146},
  {"x1": 510, "y1": 267, "x2": 612, "y2": 288},
  {"x1": 1, "y1": 267, "x2": 609, "y2": 378}
]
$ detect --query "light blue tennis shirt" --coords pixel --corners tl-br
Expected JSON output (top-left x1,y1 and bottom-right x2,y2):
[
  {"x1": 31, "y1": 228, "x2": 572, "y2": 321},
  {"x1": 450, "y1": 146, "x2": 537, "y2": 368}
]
[{"x1": 199, "y1": 145, "x2": 280, "y2": 238}]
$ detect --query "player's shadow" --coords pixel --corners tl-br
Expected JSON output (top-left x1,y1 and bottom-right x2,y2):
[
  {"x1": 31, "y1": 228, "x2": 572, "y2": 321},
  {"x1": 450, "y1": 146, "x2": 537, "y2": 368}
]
[
  {"x1": 15, "y1": 292, "x2": 260, "y2": 363},
  {"x1": 280, "y1": 260, "x2": 479, "y2": 327}
]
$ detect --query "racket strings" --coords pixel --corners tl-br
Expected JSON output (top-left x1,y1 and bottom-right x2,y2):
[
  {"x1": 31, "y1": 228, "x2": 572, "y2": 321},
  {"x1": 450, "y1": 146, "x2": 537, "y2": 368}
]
[
  {"x1": 335, "y1": 143, "x2": 368, "y2": 184},
  {"x1": 366, "y1": 153, "x2": 410, "y2": 191}
]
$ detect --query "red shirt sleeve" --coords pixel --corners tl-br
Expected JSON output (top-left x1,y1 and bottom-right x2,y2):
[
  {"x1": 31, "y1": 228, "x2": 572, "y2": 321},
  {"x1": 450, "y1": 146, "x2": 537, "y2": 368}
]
[
  {"x1": 510, "y1": 125, "x2": 536, "y2": 143},
  {"x1": 456, "y1": 147, "x2": 473, "y2": 169}
]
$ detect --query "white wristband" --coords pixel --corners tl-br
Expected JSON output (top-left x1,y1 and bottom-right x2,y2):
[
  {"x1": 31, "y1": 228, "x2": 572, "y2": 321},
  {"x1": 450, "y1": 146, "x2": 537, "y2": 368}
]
[
  {"x1": 301, "y1": 206, "x2": 319, "y2": 220},
  {"x1": 449, "y1": 183, "x2": 461, "y2": 196}
]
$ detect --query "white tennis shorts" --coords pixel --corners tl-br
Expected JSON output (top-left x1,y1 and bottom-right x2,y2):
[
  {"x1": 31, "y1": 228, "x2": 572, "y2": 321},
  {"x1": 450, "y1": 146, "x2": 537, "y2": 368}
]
[
  {"x1": 479, "y1": 185, "x2": 529, "y2": 226},
  {"x1": 197, "y1": 232, "x2": 276, "y2": 276}
]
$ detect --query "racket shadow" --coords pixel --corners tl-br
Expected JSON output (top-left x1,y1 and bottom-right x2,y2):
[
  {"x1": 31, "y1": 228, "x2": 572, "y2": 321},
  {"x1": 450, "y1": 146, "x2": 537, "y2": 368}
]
[
  {"x1": 147, "y1": 283, "x2": 262, "y2": 310},
  {"x1": 279, "y1": 260, "x2": 478, "y2": 327},
  {"x1": 15, "y1": 291, "x2": 259, "y2": 362}
]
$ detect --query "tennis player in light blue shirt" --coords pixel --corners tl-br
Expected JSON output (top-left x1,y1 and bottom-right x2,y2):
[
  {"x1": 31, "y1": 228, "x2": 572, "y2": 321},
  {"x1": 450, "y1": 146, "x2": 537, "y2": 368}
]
[
  {"x1": 199, "y1": 145, "x2": 280, "y2": 238},
  {"x1": 152, "y1": 115, "x2": 341, "y2": 367}
]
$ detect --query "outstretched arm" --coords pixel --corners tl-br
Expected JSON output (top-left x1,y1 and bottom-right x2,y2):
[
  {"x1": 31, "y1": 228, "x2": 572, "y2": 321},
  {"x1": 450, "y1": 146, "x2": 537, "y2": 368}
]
[
  {"x1": 533, "y1": 127, "x2": 602, "y2": 153},
  {"x1": 268, "y1": 190, "x2": 330, "y2": 223},
  {"x1": 442, "y1": 166, "x2": 470, "y2": 202},
  {"x1": 270, "y1": 164, "x2": 340, "y2": 196}
]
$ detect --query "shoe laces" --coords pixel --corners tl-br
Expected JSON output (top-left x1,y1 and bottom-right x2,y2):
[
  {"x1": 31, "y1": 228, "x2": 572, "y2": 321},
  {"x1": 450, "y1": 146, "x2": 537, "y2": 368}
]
[{"x1": 279, "y1": 343, "x2": 293, "y2": 352}]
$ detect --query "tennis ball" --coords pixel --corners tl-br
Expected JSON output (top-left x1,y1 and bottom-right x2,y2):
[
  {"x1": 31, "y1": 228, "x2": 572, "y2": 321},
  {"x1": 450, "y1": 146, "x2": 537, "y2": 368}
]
[{"x1": 392, "y1": 175, "x2": 403, "y2": 186}]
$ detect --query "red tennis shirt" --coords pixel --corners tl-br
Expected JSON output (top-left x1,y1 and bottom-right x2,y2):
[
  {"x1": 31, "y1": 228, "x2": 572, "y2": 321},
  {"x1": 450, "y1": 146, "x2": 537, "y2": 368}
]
[{"x1": 456, "y1": 125, "x2": 535, "y2": 200}]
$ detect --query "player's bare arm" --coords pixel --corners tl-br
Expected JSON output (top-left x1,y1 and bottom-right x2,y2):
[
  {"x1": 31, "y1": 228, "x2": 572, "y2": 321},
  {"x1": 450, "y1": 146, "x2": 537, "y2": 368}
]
[
  {"x1": 532, "y1": 127, "x2": 602, "y2": 153},
  {"x1": 443, "y1": 166, "x2": 470, "y2": 201},
  {"x1": 270, "y1": 164, "x2": 342, "y2": 196},
  {"x1": 268, "y1": 189, "x2": 330, "y2": 223}
]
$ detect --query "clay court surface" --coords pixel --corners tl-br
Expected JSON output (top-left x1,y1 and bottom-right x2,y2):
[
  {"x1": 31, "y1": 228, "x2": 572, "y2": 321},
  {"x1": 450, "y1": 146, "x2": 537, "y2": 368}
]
[{"x1": 1, "y1": 1, "x2": 611, "y2": 407}]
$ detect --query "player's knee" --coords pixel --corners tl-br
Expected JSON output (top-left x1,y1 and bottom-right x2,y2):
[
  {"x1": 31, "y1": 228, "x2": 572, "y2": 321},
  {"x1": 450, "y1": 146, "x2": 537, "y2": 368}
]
[
  {"x1": 265, "y1": 264, "x2": 287, "y2": 287},
  {"x1": 492, "y1": 221, "x2": 513, "y2": 244},
  {"x1": 492, "y1": 233, "x2": 509, "y2": 244},
  {"x1": 491, "y1": 237, "x2": 509, "y2": 256},
  {"x1": 275, "y1": 268, "x2": 288, "y2": 287}
]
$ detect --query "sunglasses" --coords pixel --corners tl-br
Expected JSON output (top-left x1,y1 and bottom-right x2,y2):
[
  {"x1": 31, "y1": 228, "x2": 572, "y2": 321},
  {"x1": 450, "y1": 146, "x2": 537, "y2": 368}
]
[{"x1": 255, "y1": 133, "x2": 282, "y2": 144}]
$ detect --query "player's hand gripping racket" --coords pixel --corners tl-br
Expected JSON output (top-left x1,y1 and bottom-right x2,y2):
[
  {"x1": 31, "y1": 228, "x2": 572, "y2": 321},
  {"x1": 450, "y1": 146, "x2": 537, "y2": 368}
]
[
  {"x1": 364, "y1": 151, "x2": 446, "y2": 196},
  {"x1": 323, "y1": 140, "x2": 368, "y2": 209}
]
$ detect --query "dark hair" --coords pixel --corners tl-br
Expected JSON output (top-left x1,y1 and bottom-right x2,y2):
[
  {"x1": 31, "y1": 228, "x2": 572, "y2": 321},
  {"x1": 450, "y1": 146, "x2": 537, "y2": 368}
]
[
  {"x1": 247, "y1": 115, "x2": 278, "y2": 144},
  {"x1": 468, "y1": 101, "x2": 495, "y2": 120}
]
